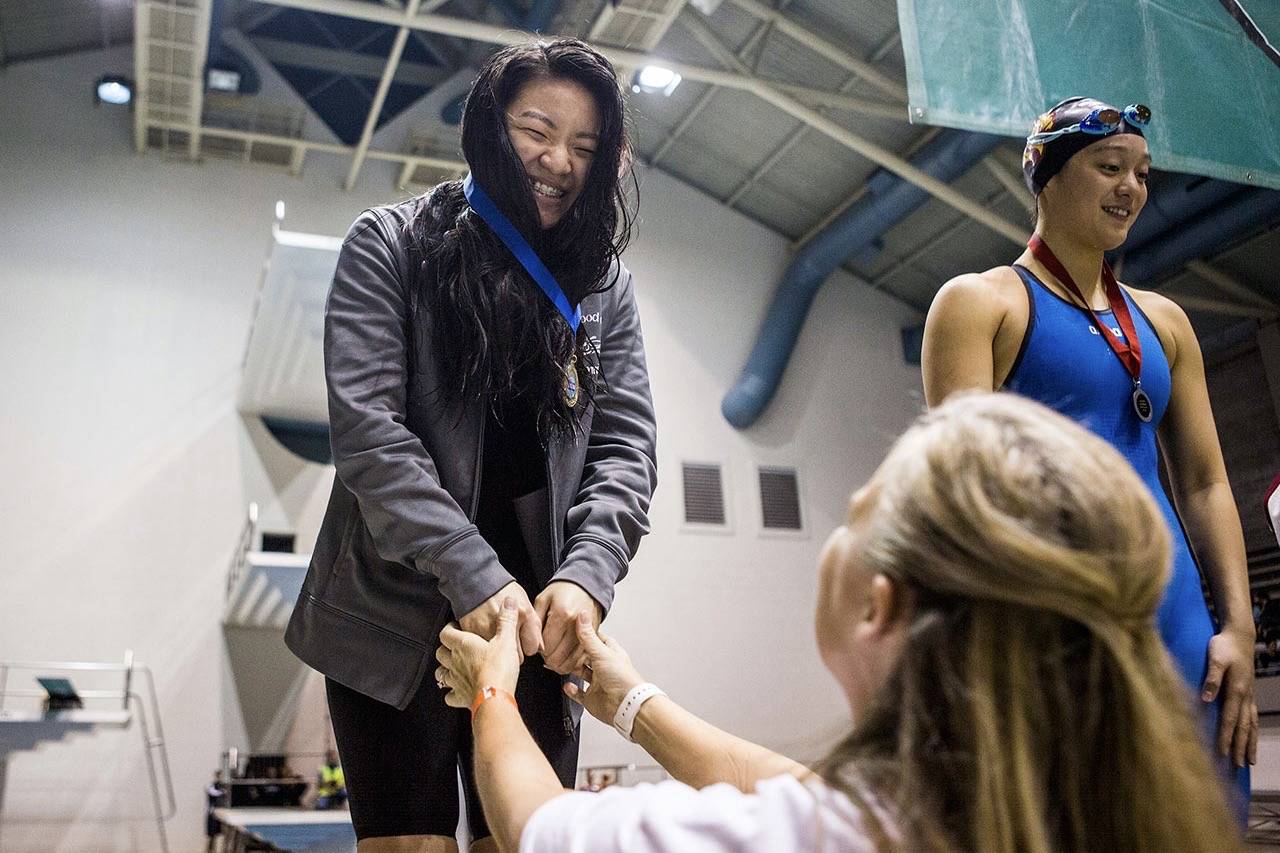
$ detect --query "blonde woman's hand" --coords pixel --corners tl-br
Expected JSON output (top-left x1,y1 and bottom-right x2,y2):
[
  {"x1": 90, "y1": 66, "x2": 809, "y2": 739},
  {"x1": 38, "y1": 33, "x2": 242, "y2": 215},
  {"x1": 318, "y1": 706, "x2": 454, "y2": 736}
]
[
  {"x1": 437, "y1": 598, "x2": 522, "y2": 708},
  {"x1": 459, "y1": 581, "x2": 543, "y2": 658},
  {"x1": 534, "y1": 581, "x2": 603, "y2": 675},
  {"x1": 563, "y1": 613, "x2": 646, "y2": 724},
  {"x1": 1203, "y1": 627, "x2": 1258, "y2": 767}
]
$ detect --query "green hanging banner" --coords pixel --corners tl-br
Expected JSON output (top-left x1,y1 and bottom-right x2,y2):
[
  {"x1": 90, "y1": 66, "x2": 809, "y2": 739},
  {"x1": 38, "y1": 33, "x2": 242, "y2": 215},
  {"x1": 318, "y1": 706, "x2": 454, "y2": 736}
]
[{"x1": 895, "y1": 0, "x2": 1280, "y2": 189}]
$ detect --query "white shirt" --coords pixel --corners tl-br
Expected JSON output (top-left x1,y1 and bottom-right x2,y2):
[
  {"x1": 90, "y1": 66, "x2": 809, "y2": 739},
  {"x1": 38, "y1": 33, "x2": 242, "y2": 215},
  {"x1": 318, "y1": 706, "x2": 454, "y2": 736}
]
[
  {"x1": 520, "y1": 773, "x2": 889, "y2": 853},
  {"x1": 1267, "y1": 475, "x2": 1280, "y2": 548}
]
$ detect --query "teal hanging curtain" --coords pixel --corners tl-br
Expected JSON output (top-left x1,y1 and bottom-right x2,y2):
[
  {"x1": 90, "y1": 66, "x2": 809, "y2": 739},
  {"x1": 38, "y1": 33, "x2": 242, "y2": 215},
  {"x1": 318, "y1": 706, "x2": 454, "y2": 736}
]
[{"x1": 896, "y1": 0, "x2": 1280, "y2": 188}]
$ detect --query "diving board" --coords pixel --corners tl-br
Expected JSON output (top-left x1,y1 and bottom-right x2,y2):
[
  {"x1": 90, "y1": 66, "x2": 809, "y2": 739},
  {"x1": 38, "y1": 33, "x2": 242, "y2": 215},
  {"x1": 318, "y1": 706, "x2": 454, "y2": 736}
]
[{"x1": 214, "y1": 807, "x2": 355, "y2": 853}]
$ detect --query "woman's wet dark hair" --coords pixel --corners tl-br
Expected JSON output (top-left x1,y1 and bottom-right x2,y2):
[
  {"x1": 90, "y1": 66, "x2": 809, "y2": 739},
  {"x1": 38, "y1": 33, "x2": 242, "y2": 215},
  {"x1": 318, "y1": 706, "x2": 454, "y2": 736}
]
[{"x1": 406, "y1": 38, "x2": 637, "y2": 435}]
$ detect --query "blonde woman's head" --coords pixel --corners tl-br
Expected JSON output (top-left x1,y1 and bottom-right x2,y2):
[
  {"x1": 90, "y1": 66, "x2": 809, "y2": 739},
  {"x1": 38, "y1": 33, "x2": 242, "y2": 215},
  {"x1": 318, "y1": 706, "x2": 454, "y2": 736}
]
[{"x1": 815, "y1": 392, "x2": 1238, "y2": 853}]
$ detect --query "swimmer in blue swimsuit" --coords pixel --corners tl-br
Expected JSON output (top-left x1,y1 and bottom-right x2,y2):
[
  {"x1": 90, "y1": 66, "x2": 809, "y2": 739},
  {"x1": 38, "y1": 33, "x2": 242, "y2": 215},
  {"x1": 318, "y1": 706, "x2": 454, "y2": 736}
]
[{"x1": 920, "y1": 97, "x2": 1256, "y2": 817}]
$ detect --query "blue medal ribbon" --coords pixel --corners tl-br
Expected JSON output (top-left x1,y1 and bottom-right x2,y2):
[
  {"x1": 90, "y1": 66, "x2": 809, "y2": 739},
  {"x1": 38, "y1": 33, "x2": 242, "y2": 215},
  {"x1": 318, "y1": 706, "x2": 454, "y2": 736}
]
[{"x1": 463, "y1": 173, "x2": 581, "y2": 334}]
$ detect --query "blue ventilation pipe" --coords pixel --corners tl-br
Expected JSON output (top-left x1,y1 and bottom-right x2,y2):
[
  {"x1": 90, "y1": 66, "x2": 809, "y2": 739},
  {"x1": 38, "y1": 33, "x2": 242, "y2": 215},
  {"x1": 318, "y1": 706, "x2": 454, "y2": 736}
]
[
  {"x1": 720, "y1": 129, "x2": 1003, "y2": 429},
  {"x1": 1120, "y1": 188, "x2": 1280, "y2": 284},
  {"x1": 441, "y1": 0, "x2": 562, "y2": 124}
]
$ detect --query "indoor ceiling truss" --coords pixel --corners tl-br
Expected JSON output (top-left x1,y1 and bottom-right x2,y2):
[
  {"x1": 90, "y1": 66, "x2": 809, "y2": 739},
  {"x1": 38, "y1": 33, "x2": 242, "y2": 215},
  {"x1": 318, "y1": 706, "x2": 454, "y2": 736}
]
[
  {"x1": 244, "y1": 0, "x2": 1029, "y2": 242},
  {"x1": 140, "y1": 0, "x2": 1027, "y2": 244},
  {"x1": 133, "y1": 0, "x2": 214, "y2": 160},
  {"x1": 588, "y1": 0, "x2": 688, "y2": 52}
]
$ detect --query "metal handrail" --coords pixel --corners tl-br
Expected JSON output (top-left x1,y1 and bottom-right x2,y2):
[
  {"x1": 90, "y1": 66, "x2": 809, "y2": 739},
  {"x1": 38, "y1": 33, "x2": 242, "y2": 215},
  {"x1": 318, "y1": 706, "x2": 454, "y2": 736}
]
[
  {"x1": 2, "y1": 689, "x2": 135, "y2": 700},
  {"x1": 138, "y1": 666, "x2": 176, "y2": 821},
  {"x1": 225, "y1": 502, "x2": 260, "y2": 601},
  {"x1": 0, "y1": 651, "x2": 176, "y2": 851},
  {"x1": 1, "y1": 660, "x2": 139, "y2": 672}
]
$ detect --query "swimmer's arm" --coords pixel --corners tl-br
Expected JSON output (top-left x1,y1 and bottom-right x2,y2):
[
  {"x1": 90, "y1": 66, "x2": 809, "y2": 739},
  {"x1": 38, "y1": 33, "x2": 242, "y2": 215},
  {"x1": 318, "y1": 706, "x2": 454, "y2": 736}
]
[
  {"x1": 1154, "y1": 297, "x2": 1251, "y2": 636},
  {"x1": 629, "y1": 695, "x2": 808, "y2": 793},
  {"x1": 921, "y1": 273, "x2": 1005, "y2": 406},
  {"x1": 1151, "y1": 295, "x2": 1256, "y2": 765},
  {"x1": 472, "y1": 697, "x2": 572, "y2": 853}
]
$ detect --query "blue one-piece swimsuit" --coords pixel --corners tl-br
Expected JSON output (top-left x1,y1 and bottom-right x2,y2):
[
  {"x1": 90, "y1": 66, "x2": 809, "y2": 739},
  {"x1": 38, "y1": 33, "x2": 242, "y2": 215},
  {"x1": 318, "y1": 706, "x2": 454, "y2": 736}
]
[{"x1": 1004, "y1": 265, "x2": 1249, "y2": 811}]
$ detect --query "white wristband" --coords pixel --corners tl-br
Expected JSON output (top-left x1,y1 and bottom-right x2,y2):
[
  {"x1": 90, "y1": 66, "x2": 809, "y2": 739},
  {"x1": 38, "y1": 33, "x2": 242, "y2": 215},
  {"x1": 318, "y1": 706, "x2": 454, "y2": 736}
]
[{"x1": 612, "y1": 682, "x2": 665, "y2": 742}]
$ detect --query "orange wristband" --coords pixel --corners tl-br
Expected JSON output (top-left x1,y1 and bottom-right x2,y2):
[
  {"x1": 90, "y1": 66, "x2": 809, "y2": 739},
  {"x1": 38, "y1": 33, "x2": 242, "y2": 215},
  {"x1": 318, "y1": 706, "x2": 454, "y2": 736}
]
[{"x1": 470, "y1": 686, "x2": 517, "y2": 720}]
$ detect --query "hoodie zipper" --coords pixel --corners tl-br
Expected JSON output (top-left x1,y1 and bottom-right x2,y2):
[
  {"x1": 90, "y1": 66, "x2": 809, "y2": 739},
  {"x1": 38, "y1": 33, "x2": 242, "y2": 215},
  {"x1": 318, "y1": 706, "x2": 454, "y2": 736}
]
[
  {"x1": 543, "y1": 436, "x2": 576, "y2": 737},
  {"x1": 467, "y1": 408, "x2": 486, "y2": 522}
]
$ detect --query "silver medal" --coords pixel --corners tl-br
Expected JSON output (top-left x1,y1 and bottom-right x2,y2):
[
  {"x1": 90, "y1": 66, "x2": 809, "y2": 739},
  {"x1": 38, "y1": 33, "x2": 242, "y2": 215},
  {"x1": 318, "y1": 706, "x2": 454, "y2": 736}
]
[{"x1": 1132, "y1": 385, "x2": 1153, "y2": 422}]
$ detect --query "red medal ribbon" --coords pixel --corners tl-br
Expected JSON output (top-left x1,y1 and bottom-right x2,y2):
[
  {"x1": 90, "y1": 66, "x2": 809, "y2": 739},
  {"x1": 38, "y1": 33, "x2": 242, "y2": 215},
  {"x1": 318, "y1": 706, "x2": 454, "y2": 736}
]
[{"x1": 1027, "y1": 234, "x2": 1143, "y2": 381}]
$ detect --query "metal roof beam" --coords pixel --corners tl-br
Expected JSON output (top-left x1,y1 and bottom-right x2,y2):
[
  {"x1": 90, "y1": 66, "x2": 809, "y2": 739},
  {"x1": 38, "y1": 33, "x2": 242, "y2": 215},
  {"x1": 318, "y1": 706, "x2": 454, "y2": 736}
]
[
  {"x1": 723, "y1": 119, "x2": 808, "y2": 206},
  {"x1": 132, "y1": 2, "x2": 145, "y2": 151},
  {"x1": 753, "y1": 84, "x2": 1026, "y2": 245},
  {"x1": 589, "y1": 0, "x2": 687, "y2": 50},
  {"x1": 981, "y1": 155, "x2": 1036, "y2": 215},
  {"x1": 248, "y1": 0, "x2": 900, "y2": 117},
  {"x1": 380, "y1": 0, "x2": 456, "y2": 65},
  {"x1": 746, "y1": 82, "x2": 905, "y2": 121},
  {"x1": 587, "y1": 0, "x2": 618, "y2": 40},
  {"x1": 722, "y1": 0, "x2": 906, "y2": 101},
  {"x1": 345, "y1": 0, "x2": 421, "y2": 189},
  {"x1": 133, "y1": 0, "x2": 215, "y2": 159},
  {"x1": 296, "y1": 22, "x2": 381, "y2": 101},
  {"x1": 99, "y1": 1, "x2": 112, "y2": 48},
  {"x1": 153, "y1": 119, "x2": 466, "y2": 170},
  {"x1": 734, "y1": 29, "x2": 906, "y2": 224},
  {"x1": 677, "y1": 8, "x2": 751, "y2": 74},
  {"x1": 189, "y1": 3, "x2": 215, "y2": 160},
  {"x1": 649, "y1": 9, "x2": 776, "y2": 166},
  {"x1": 722, "y1": 27, "x2": 903, "y2": 211},
  {"x1": 680, "y1": 9, "x2": 1008, "y2": 242},
  {"x1": 869, "y1": 185, "x2": 1008, "y2": 292},
  {"x1": 248, "y1": 35, "x2": 455, "y2": 87},
  {"x1": 237, "y1": 4, "x2": 286, "y2": 33},
  {"x1": 676, "y1": 9, "x2": 905, "y2": 121},
  {"x1": 239, "y1": 0, "x2": 1030, "y2": 243},
  {"x1": 1185, "y1": 260, "x2": 1280, "y2": 313},
  {"x1": 1164, "y1": 290, "x2": 1276, "y2": 319},
  {"x1": 642, "y1": 0, "x2": 688, "y2": 50}
]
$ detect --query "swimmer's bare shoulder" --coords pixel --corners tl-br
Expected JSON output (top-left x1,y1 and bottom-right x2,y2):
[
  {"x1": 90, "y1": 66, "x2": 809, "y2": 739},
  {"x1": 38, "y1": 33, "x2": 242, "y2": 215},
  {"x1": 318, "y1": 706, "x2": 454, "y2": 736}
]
[
  {"x1": 1121, "y1": 283, "x2": 1188, "y2": 368},
  {"x1": 922, "y1": 265, "x2": 1027, "y2": 405}
]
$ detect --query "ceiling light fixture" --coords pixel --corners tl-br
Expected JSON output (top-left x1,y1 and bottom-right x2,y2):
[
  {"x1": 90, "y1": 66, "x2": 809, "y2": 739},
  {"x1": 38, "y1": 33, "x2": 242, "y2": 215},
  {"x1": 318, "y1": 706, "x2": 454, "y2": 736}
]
[
  {"x1": 94, "y1": 75, "x2": 133, "y2": 106},
  {"x1": 207, "y1": 67, "x2": 242, "y2": 93},
  {"x1": 631, "y1": 65, "x2": 681, "y2": 96}
]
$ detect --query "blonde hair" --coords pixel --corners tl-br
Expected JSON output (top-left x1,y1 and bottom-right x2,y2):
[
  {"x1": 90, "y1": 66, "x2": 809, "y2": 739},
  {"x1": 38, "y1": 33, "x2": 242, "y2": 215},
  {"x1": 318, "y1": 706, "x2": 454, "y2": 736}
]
[{"x1": 818, "y1": 392, "x2": 1239, "y2": 853}]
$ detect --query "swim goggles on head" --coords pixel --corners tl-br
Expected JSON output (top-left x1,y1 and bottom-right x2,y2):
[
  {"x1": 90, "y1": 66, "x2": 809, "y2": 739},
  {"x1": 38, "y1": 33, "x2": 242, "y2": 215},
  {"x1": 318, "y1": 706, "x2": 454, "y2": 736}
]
[{"x1": 1026, "y1": 103, "x2": 1151, "y2": 146}]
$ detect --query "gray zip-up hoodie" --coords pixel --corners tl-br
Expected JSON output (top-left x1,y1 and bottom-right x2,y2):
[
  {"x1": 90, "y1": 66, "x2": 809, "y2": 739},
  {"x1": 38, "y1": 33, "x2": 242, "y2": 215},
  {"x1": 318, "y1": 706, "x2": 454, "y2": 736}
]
[{"x1": 285, "y1": 199, "x2": 658, "y2": 710}]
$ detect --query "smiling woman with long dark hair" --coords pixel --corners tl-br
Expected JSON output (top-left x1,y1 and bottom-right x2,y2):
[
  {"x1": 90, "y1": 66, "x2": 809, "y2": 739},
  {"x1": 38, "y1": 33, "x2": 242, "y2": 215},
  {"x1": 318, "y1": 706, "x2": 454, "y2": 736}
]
[
  {"x1": 409, "y1": 41, "x2": 637, "y2": 434},
  {"x1": 285, "y1": 38, "x2": 657, "y2": 853}
]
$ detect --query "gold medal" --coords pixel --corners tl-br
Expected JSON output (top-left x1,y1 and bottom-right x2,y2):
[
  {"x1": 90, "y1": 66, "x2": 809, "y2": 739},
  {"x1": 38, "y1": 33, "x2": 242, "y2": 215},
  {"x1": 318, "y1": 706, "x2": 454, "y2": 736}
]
[{"x1": 563, "y1": 354, "x2": 579, "y2": 408}]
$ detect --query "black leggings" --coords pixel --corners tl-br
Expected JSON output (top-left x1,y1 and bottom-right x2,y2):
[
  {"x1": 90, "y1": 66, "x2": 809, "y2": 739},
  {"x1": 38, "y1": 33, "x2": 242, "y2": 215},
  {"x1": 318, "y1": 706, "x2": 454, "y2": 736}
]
[
  {"x1": 327, "y1": 486, "x2": 575, "y2": 840},
  {"x1": 326, "y1": 657, "x2": 577, "y2": 840}
]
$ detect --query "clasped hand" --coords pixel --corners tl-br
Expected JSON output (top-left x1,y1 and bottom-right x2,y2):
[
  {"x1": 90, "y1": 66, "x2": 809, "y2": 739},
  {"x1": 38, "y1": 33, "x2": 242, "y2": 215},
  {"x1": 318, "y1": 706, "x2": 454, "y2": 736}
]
[
  {"x1": 457, "y1": 580, "x2": 603, "y2": 674},
  {"x1": 437, "y1": 597, "x2": 646, "y2": 727}
]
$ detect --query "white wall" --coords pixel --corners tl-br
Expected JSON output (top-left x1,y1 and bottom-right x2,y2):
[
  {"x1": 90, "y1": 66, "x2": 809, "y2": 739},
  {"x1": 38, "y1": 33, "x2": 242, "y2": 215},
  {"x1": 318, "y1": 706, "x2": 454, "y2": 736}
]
[
  {"x1": 0, "y1": 44, "x2": 922, "y2": 851},
  {"x1": 582, "y1": 168, "x2": 926, "y2": 771}
]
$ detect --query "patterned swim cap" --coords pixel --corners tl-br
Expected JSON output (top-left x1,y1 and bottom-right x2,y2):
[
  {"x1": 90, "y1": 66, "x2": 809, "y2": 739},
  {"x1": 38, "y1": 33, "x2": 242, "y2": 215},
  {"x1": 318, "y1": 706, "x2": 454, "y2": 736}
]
[{"x1": 1022, "y1": 96, "x2": 1147, "y2": 196}]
